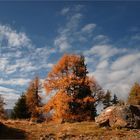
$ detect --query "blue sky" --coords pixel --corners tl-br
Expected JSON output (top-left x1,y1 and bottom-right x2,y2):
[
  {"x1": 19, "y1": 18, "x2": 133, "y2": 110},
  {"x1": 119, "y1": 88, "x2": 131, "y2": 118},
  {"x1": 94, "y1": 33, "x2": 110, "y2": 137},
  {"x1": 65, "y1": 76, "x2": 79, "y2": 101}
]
[{"x1": 0, "y1": 2, "x2": 140, "y2": 108}]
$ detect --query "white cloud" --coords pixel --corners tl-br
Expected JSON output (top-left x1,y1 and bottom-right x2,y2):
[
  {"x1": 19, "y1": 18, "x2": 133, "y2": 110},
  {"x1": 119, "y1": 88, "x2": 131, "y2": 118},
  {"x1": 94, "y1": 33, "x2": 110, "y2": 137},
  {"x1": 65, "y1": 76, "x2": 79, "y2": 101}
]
[
  {"x1": 0, "y1": 24, "x2": 57, "y2": 108},
  {"x1": 40, "y1": 63, "x2": 54, "y2": 69},
  {"x1": 97, "y1": 60, "x2": 109, "y2": 69},
  {"x1": 111, "y1": 53, "x2": 140, "y2": 70},
  {"x1": 81, "y1": 23, "x2": 96, "y2": 33},
  {"x1": 54, "y1": 10, "x2": 83, "y2": 52},
  {"x1": 60, "y1": 7, "x2": 70, "y2": 15},
  {"x1": 104, "y1": 83, "x2": 130, "y2": 100},
  {"x1": 46, "y1": 63, "x2": 54, "y2": 68},
  {"x1": 109, "y1": 70, "x2": 130, "y2": 82},
  {"x1": 0, "y1": 78, "x2": 31, "y2": 86},
  {"x1": 74, "y1": 5, "x2": 84, "y2": 12},
  {"x1": 0, "y1": 24, "x2": 38, "y2": 75},
  {"x1": 68, "y1": 13, "x2": 82, "y2": 29},
  {"x1": 2, "y1": 59, "x2": 37, "y2": 74},
  {"x1": 55, "y1": 6, "x2": 98, "y2": 52},
  {"x1": 0, "y1": 58, "x2": 9, "y2": 71},
  {"x1": 84, "y1": 45, "x2": 120, "y2": 60},
  {"x1": 0, "y1": 86, "x2": 19, "y2": 109},
  {"x1": 0, "y1": 24, "x2": 31, "y2": 47},
  {"x1": 4, "y1": 65, "x2": 18, "y2": 74},
  {"x1": 0, "y1": 86, "x2": 17, "y2": 93},
  {"x1": 54, "y1": 35, "x2": 71, "y2": 52},
  {"x1": 87, "y1": 46, "x2": 140, "y2": 101},
  {"x1": 93, "y1": 35, "x2": 110, "y2": 44},
  {"x1": 0, "y1": 92, "x2": 20, "y2": 109}
]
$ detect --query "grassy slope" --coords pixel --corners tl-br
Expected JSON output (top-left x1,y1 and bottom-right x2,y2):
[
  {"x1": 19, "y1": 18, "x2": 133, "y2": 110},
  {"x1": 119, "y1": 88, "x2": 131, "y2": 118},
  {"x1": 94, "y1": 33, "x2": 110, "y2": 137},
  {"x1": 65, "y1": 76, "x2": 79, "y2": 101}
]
[{"x1": 1, "y1": 120, "x2": 140, "y2": 140}]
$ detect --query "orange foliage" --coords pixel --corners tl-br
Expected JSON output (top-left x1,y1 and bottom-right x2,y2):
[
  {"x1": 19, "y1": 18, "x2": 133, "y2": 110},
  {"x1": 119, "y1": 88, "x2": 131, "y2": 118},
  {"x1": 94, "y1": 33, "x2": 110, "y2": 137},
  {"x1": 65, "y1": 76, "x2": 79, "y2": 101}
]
[
  {"x1": 0, "y1": 94, "x2": 5, "y2": 119},
  {"x1": 25, "y1": 77, "x2": 41, "y2": 118},
  {"x1": 128, "y1": 82, "x2": 140, "y2": 105},
  {"x1": 43, "y1": 54, "x2": 104, "y2": 122}
]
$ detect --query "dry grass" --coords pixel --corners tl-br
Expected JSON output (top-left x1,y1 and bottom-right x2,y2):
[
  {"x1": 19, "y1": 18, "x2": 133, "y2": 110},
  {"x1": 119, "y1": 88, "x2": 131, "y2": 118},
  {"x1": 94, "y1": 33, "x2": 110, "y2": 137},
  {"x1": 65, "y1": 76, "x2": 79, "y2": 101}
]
[{"x1": 1, "y1": 120, "x2": 140, "y2": 140}]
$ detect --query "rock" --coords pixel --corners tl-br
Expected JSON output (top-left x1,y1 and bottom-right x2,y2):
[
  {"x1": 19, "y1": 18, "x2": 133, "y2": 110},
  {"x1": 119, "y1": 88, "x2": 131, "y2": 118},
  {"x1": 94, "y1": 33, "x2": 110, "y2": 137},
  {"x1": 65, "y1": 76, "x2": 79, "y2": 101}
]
[
  {"x1": 95, "y1": 105, "x2": 140, "y2": 128},
  {"x1": 95, "y1": 106, "x2": 116, "y2": 127}
]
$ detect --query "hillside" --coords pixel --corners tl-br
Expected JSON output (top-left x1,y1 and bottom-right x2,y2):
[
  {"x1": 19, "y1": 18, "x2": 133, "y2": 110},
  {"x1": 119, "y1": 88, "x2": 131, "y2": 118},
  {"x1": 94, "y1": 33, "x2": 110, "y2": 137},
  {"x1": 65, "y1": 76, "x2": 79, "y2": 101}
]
[{"x1": 1, "y1": 120, "x2": 140, "y2": 140}]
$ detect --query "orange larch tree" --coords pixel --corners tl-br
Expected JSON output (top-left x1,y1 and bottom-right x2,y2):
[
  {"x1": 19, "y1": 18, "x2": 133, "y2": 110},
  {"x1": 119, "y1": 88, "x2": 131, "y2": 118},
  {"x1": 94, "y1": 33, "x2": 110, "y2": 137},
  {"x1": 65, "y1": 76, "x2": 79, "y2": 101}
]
[
  {"x1": 25, "y1": 76, "x2": 42, "y2": 119},
  {"x1": 127, "y1": 82, "x2": 140, "y2": 105},
  {"x1": 0, "y1": 94, "x2": 5, "y2": 119},
  {"x1": 44, "y1": 54, "x2": 104, "y2": 122}
]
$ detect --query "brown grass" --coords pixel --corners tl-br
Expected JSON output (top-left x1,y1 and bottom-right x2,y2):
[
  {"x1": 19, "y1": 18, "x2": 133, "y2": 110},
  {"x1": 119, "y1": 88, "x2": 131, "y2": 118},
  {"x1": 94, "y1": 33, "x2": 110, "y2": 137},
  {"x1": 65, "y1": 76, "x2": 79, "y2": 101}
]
[{"x1": 1, "y1": 120, "x2": 140, "y2": 140}]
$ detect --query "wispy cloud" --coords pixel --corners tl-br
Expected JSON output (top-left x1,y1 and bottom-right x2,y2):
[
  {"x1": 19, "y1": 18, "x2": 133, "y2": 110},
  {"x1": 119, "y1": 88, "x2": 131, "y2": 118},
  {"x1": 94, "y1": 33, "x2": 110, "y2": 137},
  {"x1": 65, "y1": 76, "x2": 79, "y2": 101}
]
[
  {"x1": 0, "y1": 24, "x2": 31, "y2": 47},
  {"x1": 86, "y1": 45, "x2": 140, "y2": 100},
  {"x1": 0, "y1": 91, "x2": 20, "y2": 109},
  {"x1": 93, "y1": 35, "x2": 110, "y2": 45},
  {"x1": 84, "y1": 45, "x2": 121, "y2": 60},
  {"x1": 54, "y1": 12, "x2": 83, "y2": 52},
  {"x1": 0, "y1": 78, "x2": 31, "y2": 86},
  {"x1": 60, "y1": 7, "x2": 70, "y2": 15},
  {"x1": 0, "y1": 24, "x2": 56, "y2": 108},
  {"x1": 111, "y1": 53, "x2": 140, "y2": 70},
  {"x1": 55, "y1": 6, "x2": 97, "y2": 52},
  {"x1": 81, "y1": 23, "x2": 96, "y2": 33},
  {"x1": 54, "y1": 35, "x2": 71, "y2": 52},
  {"x1": 97, "y1": 60, "x2": 109, "y2": 69},
  {"x1": 0, "y1": 86, "x2": 17, "y2": 93}
]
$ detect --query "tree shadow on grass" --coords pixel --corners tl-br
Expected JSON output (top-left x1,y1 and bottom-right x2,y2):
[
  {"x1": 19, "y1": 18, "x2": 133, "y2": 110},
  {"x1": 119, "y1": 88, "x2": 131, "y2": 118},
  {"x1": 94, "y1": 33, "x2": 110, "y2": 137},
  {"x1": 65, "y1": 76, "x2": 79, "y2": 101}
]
[{"x1": 0, "y1": 122, "x2": 27, "y2": 139}]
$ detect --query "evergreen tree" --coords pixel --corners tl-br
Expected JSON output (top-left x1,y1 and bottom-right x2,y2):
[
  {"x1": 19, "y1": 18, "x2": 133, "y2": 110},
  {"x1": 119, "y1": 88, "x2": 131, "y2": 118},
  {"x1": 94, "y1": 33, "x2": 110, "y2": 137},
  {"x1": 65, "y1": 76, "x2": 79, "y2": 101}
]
[
  {"x1": 103, "y1": 90, "x2": 112, "y2": 109},
  {"x1": 11, "y1": 94, "x2": 30, "y2": 119},
  {"x1": 0, "y1": 94, "x2": 5, "y2": 119},
  {"x1": 111, "y1": 94, "x2": 119, "y2": 105},
  {"x1": 127, "y1": 82, "x2": 140, "y2": 105}
]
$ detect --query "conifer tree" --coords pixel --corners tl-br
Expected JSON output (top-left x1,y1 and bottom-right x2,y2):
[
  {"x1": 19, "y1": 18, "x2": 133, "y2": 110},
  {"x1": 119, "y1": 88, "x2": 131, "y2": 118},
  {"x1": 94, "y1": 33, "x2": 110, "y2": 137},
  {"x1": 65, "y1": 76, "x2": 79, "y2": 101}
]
[
  {"x1": 44, "y1": 54, "x2": 104, "y2": 121},
  {"x1": 103, "y1": 90, "x2": 112, "y2": 109},
  {"x1": 11, "y1": 94, "x2": 30, "y2": 119},
  {"x1": 111, "y1": 94, "x2": 119, "y2": 105}
]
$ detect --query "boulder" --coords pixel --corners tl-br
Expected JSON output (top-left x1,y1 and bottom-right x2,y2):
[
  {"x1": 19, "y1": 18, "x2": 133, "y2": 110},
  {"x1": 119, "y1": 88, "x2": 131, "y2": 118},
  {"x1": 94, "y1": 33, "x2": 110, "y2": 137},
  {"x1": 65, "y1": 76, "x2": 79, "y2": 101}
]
[{"x1": 95, "y1": 105, "x2": 140, "y2": 128}]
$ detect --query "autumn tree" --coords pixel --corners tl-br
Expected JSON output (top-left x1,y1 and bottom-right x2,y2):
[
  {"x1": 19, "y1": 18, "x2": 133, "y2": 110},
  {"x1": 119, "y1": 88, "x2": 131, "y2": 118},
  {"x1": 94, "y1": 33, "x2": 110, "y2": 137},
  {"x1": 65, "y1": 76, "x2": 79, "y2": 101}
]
[
  {"x1": 44, "y1": 54, "x2": 104, "y2": 122},
  {"x1": 11, "y1": 94, "x2": 30, "y2": 119},
  {"x1": 127, "y1": 82, "x2": 140, "y2": 105},
  {"x1": 0, "y1": 95, "x2": 5, "y2": 119},
  {"x1": 25, "y1": 77, "x2": 42, "y2": 119}
]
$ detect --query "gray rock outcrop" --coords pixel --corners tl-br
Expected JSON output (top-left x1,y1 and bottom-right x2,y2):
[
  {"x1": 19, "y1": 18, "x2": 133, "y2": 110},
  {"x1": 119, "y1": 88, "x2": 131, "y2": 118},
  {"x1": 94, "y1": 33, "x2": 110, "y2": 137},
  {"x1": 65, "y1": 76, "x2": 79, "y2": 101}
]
[{"x1": 95, "y1": 105, "x2": 140, "y2": 128}]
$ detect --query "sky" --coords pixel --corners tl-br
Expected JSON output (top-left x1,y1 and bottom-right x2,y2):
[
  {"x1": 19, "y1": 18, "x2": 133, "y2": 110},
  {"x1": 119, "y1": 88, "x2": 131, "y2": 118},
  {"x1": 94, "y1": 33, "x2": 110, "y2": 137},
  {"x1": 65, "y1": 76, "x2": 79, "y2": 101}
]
[{"x1": 0, "y1": 2, "x2": 140, "y2": 109}]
